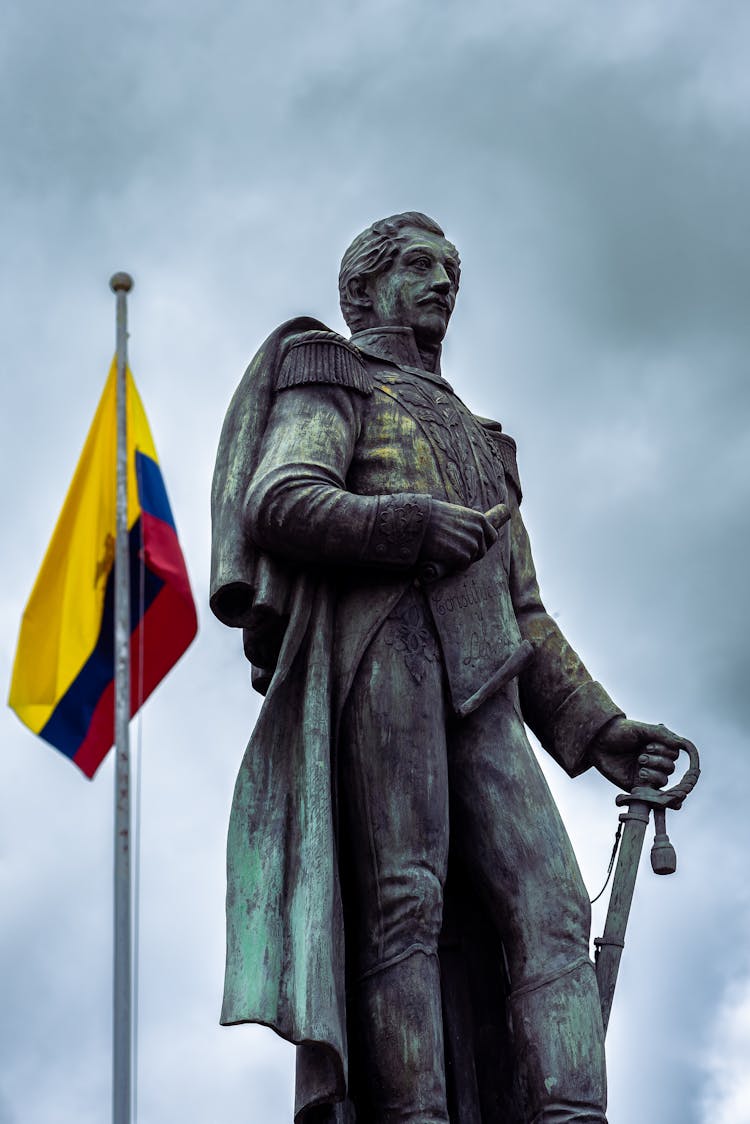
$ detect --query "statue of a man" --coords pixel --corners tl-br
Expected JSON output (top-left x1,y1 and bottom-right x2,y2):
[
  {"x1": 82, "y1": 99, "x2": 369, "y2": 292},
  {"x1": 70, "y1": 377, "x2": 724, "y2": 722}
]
[{"x1": 210, "y1": 212, "x2": 686, "y2": 1123}]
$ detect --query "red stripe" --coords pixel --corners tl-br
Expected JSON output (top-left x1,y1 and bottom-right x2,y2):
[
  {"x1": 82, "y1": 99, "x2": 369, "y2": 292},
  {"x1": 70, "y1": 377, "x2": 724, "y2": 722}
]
[
  {"x1": 73, "y1": 682, "x2": 116, "y2": 779},
  {"x1": 72, "y1": 581, "x2": 197, "y2": 780},
  {"x1": 131, "y1": 579, "x2": 198, "y2": 707},
  {"x1": 141, "y1": 512, "x2": 193, "y2": 595}
]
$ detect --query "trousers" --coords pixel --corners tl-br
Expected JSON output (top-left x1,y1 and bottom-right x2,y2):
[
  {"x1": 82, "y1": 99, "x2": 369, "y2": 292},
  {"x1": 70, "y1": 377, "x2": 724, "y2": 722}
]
[{"x1": 338, "y1": 589, "x2": 607, "y2": 1124}]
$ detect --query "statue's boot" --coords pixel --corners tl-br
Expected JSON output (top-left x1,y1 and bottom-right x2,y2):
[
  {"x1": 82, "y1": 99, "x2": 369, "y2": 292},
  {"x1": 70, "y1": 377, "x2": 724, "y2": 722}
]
[
  {"x1": 348, "y1": 948, "x2": 449, "y2": 1124},
  {"x1": 510, "y1": 958, "x2": 608, "y2": 1124}
]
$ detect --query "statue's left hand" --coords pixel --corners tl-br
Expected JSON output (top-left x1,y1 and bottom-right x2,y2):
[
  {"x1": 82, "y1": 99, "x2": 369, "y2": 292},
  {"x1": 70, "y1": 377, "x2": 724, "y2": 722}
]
[{"x1": 589, "y1": 718, "x2": 684, "y2": 791}]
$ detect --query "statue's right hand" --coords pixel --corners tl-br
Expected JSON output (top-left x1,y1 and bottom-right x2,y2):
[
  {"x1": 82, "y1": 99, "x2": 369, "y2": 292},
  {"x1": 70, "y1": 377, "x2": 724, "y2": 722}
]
[{"x1": 419, "y1": 500, "x2": 498, "y2": 573}]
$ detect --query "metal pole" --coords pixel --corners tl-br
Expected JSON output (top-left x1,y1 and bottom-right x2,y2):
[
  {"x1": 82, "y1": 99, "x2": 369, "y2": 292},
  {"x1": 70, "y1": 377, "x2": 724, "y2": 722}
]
[{"x1": 110, "y1": 270, "x2": 134, "y2": 1124}]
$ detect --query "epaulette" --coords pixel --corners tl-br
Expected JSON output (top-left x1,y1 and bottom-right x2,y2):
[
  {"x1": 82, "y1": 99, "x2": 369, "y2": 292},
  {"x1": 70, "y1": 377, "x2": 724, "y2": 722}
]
[
  {"x1": 477, "y1": 417, "x2": 523, "y2": 502},
  {"x1": 494, "y1": 433, "x2": 522, "y2": 501},
  {"x1": 276, "y1": 330, "x2": 372, "y2": 396}
]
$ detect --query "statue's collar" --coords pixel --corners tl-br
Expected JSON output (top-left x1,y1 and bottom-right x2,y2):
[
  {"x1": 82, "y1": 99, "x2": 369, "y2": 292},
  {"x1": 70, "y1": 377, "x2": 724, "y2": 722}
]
[{"x1": 350, "y1": 326, "x2": 451, "y2": 388}]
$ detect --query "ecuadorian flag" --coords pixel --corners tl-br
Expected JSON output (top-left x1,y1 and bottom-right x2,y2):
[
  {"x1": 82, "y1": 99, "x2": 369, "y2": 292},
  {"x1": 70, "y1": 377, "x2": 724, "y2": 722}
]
[{"x1": 9, "y1": 362, "x2": 198, "y2": 778}]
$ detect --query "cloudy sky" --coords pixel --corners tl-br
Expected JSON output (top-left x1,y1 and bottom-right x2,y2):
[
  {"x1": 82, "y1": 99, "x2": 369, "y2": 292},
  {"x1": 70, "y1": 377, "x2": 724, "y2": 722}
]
[{"x1": 2, "y1": 1, "x2": 749, "y2": 1121}]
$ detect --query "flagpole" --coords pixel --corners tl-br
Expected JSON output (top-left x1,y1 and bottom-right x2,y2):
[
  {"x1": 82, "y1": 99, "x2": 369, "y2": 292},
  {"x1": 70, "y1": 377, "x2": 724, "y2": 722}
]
[{"x1": 110, "y1": 270, "x2": 134, "y2": 1124}]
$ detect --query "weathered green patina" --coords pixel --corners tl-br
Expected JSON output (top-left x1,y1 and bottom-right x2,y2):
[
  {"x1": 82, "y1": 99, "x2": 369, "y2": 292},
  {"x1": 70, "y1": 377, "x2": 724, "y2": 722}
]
[{"x1": 210, "y1": 213, "x2": 693, "y2": 1123}]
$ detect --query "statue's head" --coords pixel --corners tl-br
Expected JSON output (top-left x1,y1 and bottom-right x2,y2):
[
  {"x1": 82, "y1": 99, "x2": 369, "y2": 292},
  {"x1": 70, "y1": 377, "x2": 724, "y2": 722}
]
[{"x1": 339, "y1": 212, "x2": 461, "y2": 347}]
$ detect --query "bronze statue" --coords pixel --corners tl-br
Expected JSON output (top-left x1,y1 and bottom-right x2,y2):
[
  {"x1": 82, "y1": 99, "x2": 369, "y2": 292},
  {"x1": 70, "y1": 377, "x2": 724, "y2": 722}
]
[{"x1": 210, "y1": 212, "x2": 692, "y2": 1123}]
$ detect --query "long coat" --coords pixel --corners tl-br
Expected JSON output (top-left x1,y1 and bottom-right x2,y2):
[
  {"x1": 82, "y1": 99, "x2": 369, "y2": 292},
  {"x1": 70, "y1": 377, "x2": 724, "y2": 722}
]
[{"x1": 210, "y1": 318, "x2": 622, "y2": 1121}]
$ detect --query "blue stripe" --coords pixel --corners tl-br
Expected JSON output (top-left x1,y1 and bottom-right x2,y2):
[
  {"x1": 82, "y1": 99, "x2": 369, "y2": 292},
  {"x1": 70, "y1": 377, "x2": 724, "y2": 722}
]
[
  {"x1": 136, "y1": 451, "x2": 176, "y2": 531},
  {"x1": 39, "y1": 518, "x2": 164, "y2": 759}
]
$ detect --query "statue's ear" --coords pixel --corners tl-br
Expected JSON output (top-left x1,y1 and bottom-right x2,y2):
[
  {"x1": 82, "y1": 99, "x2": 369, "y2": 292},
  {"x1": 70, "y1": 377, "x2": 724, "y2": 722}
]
[{"x1": 346, "y1": 275, "x2": 372, "y2": 311}]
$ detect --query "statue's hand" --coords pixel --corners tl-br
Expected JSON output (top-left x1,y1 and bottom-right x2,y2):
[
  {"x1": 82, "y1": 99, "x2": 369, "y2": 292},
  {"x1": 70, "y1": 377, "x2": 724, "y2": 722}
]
[
  {"x1": 589, "y1": 717, "x2": 684, "y2": 792},
  {"x1": 419, "y1": 500, "x2": 498, "y2": 573}
]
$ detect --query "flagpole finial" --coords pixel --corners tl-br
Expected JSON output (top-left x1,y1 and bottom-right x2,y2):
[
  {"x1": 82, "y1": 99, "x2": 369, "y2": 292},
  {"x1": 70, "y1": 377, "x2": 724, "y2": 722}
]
[{"x1": 109, "y1": 272, "x2": 134, "y2": 293}]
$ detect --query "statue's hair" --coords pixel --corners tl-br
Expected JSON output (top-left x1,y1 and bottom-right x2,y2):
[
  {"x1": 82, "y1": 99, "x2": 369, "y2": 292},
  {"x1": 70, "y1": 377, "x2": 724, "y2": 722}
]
[{"x1": 338, "y1": 211, "x2": 460, "y2": 331}]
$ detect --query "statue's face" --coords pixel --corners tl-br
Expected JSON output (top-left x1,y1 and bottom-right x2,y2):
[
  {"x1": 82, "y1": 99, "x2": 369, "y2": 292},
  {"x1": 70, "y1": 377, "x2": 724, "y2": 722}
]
[{"x1": 364, "y1": 228, "x2": 459, "y2": 346}]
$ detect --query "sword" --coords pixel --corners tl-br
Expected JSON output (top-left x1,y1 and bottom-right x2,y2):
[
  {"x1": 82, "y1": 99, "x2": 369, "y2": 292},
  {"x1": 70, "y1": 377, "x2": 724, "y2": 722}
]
[{"x1": 594, "y1": 738, "x2": 700, "y2": 1035}]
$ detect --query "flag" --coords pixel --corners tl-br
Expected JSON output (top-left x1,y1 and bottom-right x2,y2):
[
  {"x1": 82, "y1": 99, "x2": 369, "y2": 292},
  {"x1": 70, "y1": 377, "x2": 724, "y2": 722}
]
[{"x1": 9, "y1": 361, "x2": 198, "y2": 778}]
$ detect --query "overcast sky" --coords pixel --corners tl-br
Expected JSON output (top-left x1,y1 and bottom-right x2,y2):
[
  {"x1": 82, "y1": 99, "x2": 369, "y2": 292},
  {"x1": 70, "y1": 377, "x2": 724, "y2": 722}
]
[{"x1": 2, "y1": 1, "x2": 749, "y2": 1122}]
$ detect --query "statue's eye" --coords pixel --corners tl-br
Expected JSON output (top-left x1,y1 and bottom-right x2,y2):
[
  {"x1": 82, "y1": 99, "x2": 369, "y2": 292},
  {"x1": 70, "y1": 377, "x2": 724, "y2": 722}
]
[{"x1": 412, "y1": 256, "x2": 432, "y2": 271}]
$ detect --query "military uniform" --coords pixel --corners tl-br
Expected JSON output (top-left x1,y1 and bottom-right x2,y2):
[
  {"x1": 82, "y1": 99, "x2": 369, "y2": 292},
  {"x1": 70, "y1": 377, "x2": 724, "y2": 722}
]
[{"x1": 212, "y1": 321, "x2": 623, "y2": 1123}]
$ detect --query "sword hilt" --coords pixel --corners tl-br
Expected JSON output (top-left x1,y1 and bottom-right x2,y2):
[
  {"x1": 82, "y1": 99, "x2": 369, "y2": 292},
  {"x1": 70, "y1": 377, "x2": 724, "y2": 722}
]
[
  {"x1": 615, "y1": 738, "x2": 700, "y2": 876},
  {"x1": 616, "y1": 736, "x2": 700, "y2": 812}
]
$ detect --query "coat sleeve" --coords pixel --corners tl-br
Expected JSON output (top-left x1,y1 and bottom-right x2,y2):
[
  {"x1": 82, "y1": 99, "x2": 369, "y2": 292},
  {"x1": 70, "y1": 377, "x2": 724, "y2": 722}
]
[
  {"x1": 246, "y1": 381, "x2": 432, "y2": 569},
  {"x1": 508, "y1": 494, "x2": 624, "y2": 777}
]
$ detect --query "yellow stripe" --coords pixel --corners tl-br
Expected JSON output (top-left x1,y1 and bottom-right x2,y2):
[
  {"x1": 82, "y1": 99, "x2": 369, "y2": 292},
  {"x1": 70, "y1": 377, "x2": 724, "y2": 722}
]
[
  {"x1": 126, "y1": 367, "x2": 158, "y2": 525},
  {"x1": 8, "y1": 361, "x2": 157, "y2": 735}
]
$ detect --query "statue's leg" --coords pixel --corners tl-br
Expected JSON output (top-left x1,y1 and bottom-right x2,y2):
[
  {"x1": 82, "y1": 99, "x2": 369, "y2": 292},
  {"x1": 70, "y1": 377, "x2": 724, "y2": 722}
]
[
  {"x1": 339, "y1": 589, "x2": 449, "y2": 1124},
  {"x1": 448, "y1": 684, "x2": 607, "y2": 1124}
]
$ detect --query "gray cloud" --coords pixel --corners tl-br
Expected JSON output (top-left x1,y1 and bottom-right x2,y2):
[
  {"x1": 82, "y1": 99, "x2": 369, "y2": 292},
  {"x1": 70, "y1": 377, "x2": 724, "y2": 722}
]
[
  {"x1": 700, "y1": 967, "x2": 750, "y2": 1123},
  {"x1": 2, "y1": 1, "x2": 748, "y2": 1121}
]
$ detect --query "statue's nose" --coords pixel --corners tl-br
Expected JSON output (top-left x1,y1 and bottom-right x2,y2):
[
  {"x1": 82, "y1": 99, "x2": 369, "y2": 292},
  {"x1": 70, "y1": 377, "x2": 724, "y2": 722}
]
[{"x1": 431, "y1": 266, "x2": 451, "y2": 293}]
